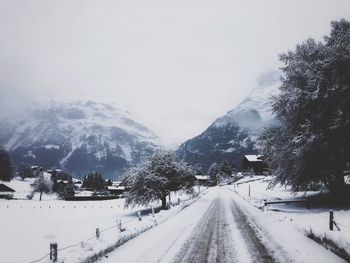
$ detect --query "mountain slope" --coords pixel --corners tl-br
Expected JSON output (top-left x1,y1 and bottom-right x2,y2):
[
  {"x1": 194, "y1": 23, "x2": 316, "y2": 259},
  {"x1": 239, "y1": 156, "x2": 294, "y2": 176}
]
[
  {"x1": 0, "y1": 100, "x2": 161, "y2": 179},
  {"x1": 177, "y1": 71, "x2": 280, "y2": 172}
]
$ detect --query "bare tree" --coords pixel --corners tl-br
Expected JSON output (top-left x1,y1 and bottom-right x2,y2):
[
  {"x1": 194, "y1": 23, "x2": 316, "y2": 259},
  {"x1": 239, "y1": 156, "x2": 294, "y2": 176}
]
[
  {"x1": 123, "y1": 151, "x2": 195, "y2": 210},
  {"x1": 30, "y1": 174, "x2": 53, "y2": 201}
]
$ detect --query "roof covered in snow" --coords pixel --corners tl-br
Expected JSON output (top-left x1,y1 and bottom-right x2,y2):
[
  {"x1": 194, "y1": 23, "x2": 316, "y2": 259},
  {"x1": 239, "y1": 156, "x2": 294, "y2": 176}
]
[
  {"x1": 0, "y1": 183, "x2": 15, "y2": 192},
  {"x1": 195, "y1": 175, "x2": 210, "y2": 181},
  {"x1": 244, "y1": 155, "x2": 263, "y2": 162},
  {"x1": 107, "y1": 186, "x2": 126, "y2": 191}
]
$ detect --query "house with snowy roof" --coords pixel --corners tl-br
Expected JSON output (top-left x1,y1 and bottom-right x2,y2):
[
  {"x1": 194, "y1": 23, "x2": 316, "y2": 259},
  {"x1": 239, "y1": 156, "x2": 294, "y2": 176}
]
[
  {"x1": 242, "y1": 155, "x2": 268, "y2": 174},
  {"x1": 0, "y1": 183, "x2": 15, "y2": 199}
]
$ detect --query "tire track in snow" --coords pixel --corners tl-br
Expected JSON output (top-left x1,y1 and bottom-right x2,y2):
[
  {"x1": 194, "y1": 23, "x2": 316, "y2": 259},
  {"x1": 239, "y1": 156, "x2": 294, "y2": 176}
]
[
  {"x1": 230, "y1": 200, "x2": 278, "y2": 263},
  {"x1": 173, "y1": 194, "x2": 237, "y2": 263}
]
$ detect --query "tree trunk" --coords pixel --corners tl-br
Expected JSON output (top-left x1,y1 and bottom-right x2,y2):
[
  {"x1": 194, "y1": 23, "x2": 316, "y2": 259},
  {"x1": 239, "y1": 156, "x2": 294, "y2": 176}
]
[
  {"x1": 330, "y1": 174, "x2": 346, "y2": 204},
  {"x1": 332, "y1": 174, "x2": 345, "y2": 192},
  {"x1": 39, "y1": 192, "x2": 43, "y2": 201},
  {"x1": 161, "y1": 195, "x2": 167, "y2": 210}
]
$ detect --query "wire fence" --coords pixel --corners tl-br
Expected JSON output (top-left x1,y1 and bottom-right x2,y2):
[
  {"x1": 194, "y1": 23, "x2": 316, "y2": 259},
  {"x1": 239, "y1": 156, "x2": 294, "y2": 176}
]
[
  {"x1": 26, "y1": 214, "x2": 147, "y2": 263},
  {"x1": 24, "y1": 196, "x2": 193, "y2": 263},
  {"x1": 3, "y1": 204, "x2": 124, "y2": 210},
  {"x1": 335, "y1": 221, "x2": 350, "y2": 230}
]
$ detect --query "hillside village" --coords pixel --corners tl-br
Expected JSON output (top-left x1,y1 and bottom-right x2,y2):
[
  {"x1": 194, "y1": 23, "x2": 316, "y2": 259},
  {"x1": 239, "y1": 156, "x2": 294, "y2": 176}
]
[{"x1": 0, "y1": 153, "x2": 266, "y2": 201}]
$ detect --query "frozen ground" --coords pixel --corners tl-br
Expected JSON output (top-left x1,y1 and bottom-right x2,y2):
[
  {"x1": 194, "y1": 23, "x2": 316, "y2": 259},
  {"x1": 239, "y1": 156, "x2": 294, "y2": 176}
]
[
  {"x1": 101, "y1": 187, "x2": 344, "y2": 263},
  {"x1": 0, "y1": 178, "x2": 202, "y2": 263}
]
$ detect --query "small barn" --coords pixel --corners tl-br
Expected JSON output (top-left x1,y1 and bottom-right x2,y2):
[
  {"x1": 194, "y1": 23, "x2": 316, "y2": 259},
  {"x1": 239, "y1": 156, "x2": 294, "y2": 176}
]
[
  {"x1": 0, "y1": 183, "x2": 15, "y2": 199},
  {"x1": 242, "y1": 155, "x2": 268, "y2": 174}
]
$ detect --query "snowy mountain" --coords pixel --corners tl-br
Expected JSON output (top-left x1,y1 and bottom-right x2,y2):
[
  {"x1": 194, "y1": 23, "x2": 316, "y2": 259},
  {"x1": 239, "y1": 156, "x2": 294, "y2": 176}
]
[
  {"x1": 0, "y1": 100, "x2": 161, "y2": 179},
  {"x1": 177, "y1": 71, "x2": 281, "y2": 172}
]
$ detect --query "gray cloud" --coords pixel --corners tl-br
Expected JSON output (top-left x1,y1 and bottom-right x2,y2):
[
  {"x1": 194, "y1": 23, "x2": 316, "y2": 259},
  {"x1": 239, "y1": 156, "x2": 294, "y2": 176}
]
[{"x1": 0, "y1": 0, "x2": 349, "y2": 146}]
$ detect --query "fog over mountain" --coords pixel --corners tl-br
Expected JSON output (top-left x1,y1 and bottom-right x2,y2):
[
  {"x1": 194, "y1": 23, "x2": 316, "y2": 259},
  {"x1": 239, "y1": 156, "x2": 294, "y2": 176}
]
[
  {"x1": 0, "y1": 100, "x2": 160, "y2": 179},
  {"x1": 177, "y1": 71, "x2": 281, "y2": 171},
  {"x1": 0, "y1": 0, "x2": 348, "y2": 146}
]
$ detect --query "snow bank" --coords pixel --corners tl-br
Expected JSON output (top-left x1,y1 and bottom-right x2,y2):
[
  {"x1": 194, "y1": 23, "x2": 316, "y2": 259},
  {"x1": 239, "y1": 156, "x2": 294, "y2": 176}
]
[
  {"x1": 230, "y1": 176, "x2": 350, "y2": 262},
  {"x1": 60, "y1": 192, "x2": 205, "y2": 263}
]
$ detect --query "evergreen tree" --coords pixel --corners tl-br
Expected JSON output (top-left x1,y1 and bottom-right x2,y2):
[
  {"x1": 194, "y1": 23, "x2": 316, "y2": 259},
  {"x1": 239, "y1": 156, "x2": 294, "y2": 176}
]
[
  {"x1": 259, "y1": 19, "x2": 350, "y2": 194},
  {"x1": 18, "y1": 163, "x2": 34, "y2": 180},
  {"x1": 0, "y1": 150, "x2": 12, "y2": 181},
  {"x1": 50, "y1": 171, "x2": 75, "y2": 198},
  {"x1": 218, "y1": 160, "x2": 232, "y2": 177},
  {"x1": 82, "y1": 171, "x2": 106, "y2": 190},
  {"x1": 106, "y1": 178, "x2": 113, "y2": 186},
  {"x1": 58, "y1": 178, "x2": 75, "y2": 198},
  {"x1": 207, "y1": 162, "x2": 219, "y2": 185}
]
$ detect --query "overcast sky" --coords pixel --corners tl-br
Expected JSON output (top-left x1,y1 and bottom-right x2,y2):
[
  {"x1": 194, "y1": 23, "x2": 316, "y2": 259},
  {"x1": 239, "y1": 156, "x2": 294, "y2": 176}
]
[{"x1": 0, "y1": 0, "x2": 349, "y2": 147}]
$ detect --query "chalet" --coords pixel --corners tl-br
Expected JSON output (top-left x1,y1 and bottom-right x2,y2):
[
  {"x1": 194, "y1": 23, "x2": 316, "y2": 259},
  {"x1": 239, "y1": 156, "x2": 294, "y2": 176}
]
[
  {"x1": 242, "y1": 155, "x2": 268, "y2": 174},
  {"x1": 0, "y1": 183, "x2": 15, "y2": 199},
  {"x1": 195, "y1": 175, "x2": 210, "y2": 186},
  {"x1": 72, "y1": 178, "x2": 82, "y2": 185}
]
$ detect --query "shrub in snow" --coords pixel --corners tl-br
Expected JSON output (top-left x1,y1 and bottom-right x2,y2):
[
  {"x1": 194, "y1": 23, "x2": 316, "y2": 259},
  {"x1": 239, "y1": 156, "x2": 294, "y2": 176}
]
[{"x1": 123, "y1": 151, "x2": 196, "y2": 210}]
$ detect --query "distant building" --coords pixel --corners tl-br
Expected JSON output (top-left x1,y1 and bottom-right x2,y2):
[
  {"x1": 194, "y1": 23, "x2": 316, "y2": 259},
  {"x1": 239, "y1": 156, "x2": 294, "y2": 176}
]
[
  {"x1": 0, "y1": 183, "x2": 15, "y2": 199},
  {"x1": 46, "y1": 169, "x2": 63, "y2": 174},
  {"x1": 242, "y1": 155, "x2": 268, "y2": 174},
  {"x1": 107, "y1": 186, "x2": 127, "y2": 196},
  {"x1": 112, "y1": 181, "x2": 123, "y2": 186},
  {"x1": 195, "y1": 175, "x2": 210, "y2": 186}
]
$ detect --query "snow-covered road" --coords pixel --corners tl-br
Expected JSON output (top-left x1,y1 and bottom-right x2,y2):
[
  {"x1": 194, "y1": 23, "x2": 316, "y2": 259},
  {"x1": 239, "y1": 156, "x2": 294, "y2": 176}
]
[{"x1": 100, "y1": 187, "x2": 345, "y2": 263}]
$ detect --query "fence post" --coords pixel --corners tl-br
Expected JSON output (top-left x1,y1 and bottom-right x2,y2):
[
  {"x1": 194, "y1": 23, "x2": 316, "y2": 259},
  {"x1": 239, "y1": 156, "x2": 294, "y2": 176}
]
[
  {"x1": 96, "y1": 228, "x2": 100, "y2": 239},
  {"x1": 178, "y1": 198, "x2": 180, "y2": 205},
  {"x1": 151, "y1": 206, "x2": 155, "y2": 217},
  {"x1": 118, "y1": 219, "x2": 125, "y2": 232},
  {"x1": 117, "y1": 219, "x2": 121, "y2": 232},
  {"x1": 50, "y1": 242, "x2": 58, "y2": 262},
  {"x1": 138, "y1": 211, "x2": 142, "y2": 221},
  {"x1": 329, "y1": 210, "x2": 334, "y2": 231},
  {"x1": 248, "y1": 185, "x2": 251, "y2": 197}
]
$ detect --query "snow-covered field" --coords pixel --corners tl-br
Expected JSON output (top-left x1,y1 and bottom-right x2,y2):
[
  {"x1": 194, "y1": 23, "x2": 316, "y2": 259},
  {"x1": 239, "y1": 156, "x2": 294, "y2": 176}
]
[
  {"x1": 2, "y1": 176, "x2": 349, "y2": 262},
  {"x1": 230, "y1": 176, "x2": 350, "y2": 260},
  {"x1": 0, "y1": 178, "x2": 204, "y2": 263},
  {"x1": 100, "y1": 186, "x2": 345, "y2": 263}
]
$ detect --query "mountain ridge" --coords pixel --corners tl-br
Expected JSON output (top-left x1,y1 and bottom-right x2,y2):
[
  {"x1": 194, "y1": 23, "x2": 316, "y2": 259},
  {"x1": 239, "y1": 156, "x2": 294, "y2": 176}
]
[
  {"x1": 0, "y1": 100, "x2": 161, "y2": 179},
  {"x1": 177, "y1": 70, "x2": 281, "y2": 171}
]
